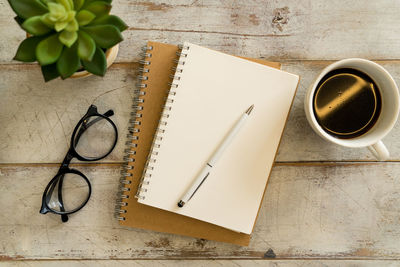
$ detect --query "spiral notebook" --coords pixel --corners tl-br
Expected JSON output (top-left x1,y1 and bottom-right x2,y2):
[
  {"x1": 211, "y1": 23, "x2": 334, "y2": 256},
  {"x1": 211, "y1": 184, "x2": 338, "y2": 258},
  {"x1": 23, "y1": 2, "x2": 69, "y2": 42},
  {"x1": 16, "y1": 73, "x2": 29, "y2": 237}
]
[
  {"x1": 117, "y1": 41, "x2": 284, "y2": 246},
  {"x1": 135, "y1": 42, "x2": 299, "y2": 234}
]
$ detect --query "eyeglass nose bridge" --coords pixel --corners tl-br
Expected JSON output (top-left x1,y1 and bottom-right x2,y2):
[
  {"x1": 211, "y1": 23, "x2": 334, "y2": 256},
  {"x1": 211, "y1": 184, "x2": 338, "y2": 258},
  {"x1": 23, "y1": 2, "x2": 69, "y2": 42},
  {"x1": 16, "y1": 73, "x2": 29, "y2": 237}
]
[{"x1": 61, "y1": 151, "x2": 74, "y2": 169}]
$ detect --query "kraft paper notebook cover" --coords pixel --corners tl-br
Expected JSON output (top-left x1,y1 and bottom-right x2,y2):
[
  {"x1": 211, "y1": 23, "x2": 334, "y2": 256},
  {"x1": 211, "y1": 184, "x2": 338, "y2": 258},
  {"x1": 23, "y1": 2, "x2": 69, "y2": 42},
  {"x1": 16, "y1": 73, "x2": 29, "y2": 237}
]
[
  {"x1": 117, "y1": 41, "x2": 282, "y2": 246},
  {"x1": 136, "y1": 42, "x2": 299, "y2": 234}
]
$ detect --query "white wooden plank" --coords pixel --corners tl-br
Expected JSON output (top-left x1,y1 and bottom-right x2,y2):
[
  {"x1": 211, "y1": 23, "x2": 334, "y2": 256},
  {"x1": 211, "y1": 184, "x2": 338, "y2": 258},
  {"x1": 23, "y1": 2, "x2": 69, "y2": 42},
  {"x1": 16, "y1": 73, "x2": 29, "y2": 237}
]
[
  {"x1": 1, "y1": 163, "x2": 400, "y2": 259},
  {"x1": 2, "y1": 0, "x2": 400, "y2": 62},
  {"x1": 1, "y1": 61, "x2": 400, "y2": 163},
  {"x1": 0, "y1": 260, "x2": 398, "y2": 266}
]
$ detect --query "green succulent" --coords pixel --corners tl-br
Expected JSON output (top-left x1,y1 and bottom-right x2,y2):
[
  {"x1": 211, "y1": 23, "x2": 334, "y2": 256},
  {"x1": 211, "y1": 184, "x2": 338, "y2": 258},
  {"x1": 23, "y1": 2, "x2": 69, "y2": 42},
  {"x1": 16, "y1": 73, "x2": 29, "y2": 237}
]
[{"x1": 8, "y1": 0, "x2": 128, "y2": 81}]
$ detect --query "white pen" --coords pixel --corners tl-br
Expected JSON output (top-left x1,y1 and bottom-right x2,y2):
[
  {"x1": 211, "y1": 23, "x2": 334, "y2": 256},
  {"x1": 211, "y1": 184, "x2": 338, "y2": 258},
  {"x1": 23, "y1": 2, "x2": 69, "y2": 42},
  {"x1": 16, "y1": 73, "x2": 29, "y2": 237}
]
[{"x1": 177, "y1": 104, "x2": 255, "y2": 207}]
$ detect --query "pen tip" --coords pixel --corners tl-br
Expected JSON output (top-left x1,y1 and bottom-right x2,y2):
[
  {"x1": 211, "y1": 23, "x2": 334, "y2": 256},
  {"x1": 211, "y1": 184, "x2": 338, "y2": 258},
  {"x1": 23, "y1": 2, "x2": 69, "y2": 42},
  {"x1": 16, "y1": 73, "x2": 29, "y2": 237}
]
[{"x1": 246, "y1": 104, "x2": 254, "y2": 115}]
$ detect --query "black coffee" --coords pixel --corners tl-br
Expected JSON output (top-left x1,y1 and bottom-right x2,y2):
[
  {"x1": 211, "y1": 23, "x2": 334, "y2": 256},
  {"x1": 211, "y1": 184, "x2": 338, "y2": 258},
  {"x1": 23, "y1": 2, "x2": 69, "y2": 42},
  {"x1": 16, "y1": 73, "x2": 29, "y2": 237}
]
[{"x1": 313, "y1": 68, "x2": 381, "y2": 139}]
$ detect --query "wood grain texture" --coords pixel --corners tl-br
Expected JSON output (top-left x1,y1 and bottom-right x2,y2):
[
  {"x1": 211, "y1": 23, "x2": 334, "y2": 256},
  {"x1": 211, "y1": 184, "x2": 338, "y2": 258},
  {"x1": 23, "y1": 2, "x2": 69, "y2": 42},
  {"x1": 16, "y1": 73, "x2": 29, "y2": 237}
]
[
  {"x1": 1, "y1": 163, "x2": 400, "y2": 260},
  {"x1": 2, "y1": 0, "x2": 400, "y2": 63},
  {"x1": 2, "y1": 0, "x2": 400, "y2": 263},
  {"x1": 1, "y1": 260, "x2": 399, "y2": 266},
  {"x1": 1, "y1": 61, "x2": 399, "y2": 163},
  {"x1": 0, "y1": 64, "x2": 135, "y2": 164}
]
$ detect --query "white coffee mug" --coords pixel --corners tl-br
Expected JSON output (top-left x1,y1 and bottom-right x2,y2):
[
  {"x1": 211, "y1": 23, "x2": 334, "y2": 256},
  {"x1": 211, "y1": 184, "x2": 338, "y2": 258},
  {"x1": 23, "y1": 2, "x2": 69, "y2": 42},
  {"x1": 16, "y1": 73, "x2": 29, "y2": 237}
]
[{"x1": 304, "y1": 58, "x2": 400, "y2": 161}]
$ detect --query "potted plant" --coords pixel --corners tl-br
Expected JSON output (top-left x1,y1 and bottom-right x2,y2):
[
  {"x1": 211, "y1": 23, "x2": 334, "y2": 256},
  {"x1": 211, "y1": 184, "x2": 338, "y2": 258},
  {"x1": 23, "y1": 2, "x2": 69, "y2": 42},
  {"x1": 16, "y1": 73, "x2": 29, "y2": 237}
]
[{"x1": 8, "y1": 0, "x2": 128, "y2": 81}]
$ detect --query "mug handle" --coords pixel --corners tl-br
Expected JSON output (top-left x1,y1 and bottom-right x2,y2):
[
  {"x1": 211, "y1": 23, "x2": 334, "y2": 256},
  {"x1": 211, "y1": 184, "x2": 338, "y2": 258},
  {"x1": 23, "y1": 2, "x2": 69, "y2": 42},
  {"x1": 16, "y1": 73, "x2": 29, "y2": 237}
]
[{"x1": 368, "y1": 140, "x2": 390, "y2": 161}]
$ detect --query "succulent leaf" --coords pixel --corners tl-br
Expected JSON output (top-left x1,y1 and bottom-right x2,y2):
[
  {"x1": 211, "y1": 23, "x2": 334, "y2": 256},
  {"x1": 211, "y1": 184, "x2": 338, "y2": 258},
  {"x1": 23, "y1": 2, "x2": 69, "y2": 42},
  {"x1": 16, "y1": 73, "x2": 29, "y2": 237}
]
[
  {"x1": 83, "y1": 0, "x2": 111, "y2": 8},
  {"x1": 41, "y1": 63, "x2": 60, "y2": 82},
  {"x1": 82, "y1": 25, "x2": 122, "y2": 49},
  {"x1": 89, "y1": 15, "x2": 128, "y2": 32},
  {"x1": 73, "y1": 0, "x2": 84, "y2": 10},
  {"x1": 67, "y1": 0, "x2": 74, "y2": 9},
  {"x1": 55, "y1": 21, "x2": 68, "y2": 31},
  {"x1": 40, "y1": 0, "x2": 57, "y2": 4},
  {"x1": 36, "y1": 34, "x2": 63, "y2": 65},
  {"x1": 10, "y1": 0, "x2": 126, "y2": 81},
  {"x1": 65, "y1": 10, "x2": 76, "y2": 21},
  {"x1": 85, "y1": 1, "x2": 111, "y2": 17},
  {"x1": 65, "y1": 18, "x2": 79, "y2": 31},
  {"x1": 8, "y1": 0, "x2": 48, "y2": 19},
  {"x1": 59, "y1": 30, "x2": 78, "y2": 47},
  {"x1": 40, "y1": 13, "x2": 55, "y2": 27},
  {"x1": 77, "y1": 31, "x2": 96, "y2": 61},
  {"x1": 14, "y1": 36, "x2": 45, "y2": 62},
  {"x1": 57, "y1": 43, "x2": 80, "y2": 79},
  {"x1": 57, "y1": 0, "x2": 72, "y2": 10},
  {"x1": 47, "y1": 2, "x2": 66, "y2": 18},
  {"x1": 76, "y1": 10, "x2": 95, "y2": 26},
  {"x1": 81, "y1": 46, "x2": 106, "y2": 76},
  {"x1": 22, "y1": 16, "x2": 52, "y2": 35}
]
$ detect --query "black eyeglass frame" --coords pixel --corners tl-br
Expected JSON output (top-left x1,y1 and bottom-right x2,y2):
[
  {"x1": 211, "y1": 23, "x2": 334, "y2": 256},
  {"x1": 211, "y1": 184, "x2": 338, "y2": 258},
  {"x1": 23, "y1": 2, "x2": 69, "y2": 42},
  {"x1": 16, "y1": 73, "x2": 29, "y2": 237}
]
[{"x1": 40, "y1": 105, "x2": 118, "y2": 222}]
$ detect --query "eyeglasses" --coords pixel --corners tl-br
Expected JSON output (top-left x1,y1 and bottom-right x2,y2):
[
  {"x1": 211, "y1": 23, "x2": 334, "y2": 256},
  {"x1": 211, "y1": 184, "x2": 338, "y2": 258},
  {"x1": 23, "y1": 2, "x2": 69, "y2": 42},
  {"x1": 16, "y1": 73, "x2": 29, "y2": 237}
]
[{"x1": 40, "y1": 105, "x2": 118, "y2": 222}]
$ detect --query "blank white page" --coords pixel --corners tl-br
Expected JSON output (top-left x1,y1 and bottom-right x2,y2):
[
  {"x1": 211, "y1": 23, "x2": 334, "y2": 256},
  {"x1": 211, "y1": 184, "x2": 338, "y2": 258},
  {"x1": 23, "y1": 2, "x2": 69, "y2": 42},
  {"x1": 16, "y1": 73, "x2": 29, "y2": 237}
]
[{"x1": 138, "y1": 42, "x2": 299, "y2": 234}]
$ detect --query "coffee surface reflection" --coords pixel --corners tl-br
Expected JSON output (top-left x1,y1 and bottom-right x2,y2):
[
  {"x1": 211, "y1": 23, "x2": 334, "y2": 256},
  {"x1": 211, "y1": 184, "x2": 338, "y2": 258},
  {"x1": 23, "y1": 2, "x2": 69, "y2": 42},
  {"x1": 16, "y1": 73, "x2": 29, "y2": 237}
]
[{"x1": 313, "y1": 68, "x2": 381, "y2": 138}]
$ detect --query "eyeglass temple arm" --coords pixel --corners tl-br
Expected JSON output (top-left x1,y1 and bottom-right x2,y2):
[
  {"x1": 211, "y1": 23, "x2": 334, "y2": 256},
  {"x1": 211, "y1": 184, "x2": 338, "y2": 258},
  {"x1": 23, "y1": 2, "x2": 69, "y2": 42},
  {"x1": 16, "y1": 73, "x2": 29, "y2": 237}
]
[
  {"x1": 40, "y1": 177, "x2": 58, "y2": 214},
  {"x1": 57, "y1": 174, "x2": 69, "y2": 222},
  {"x1": 56, "y1": 152, "x2": 74, "y2": 222},
  {"x1": 73, "y1": 110, "x2": 114, "y2": 147},
  {"x1": 40, "y1": 172, "x2": 69, "y2": 222}
]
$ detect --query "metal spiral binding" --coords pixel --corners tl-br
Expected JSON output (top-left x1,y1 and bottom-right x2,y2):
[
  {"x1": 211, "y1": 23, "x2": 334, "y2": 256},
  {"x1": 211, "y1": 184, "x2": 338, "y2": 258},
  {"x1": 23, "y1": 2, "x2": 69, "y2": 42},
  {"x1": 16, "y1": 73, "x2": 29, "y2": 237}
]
[
  {"x1": 114, "y1": 44, "x2": 153, "y2": 221},
  {"x1": 135, "y1": 44, "x2": 190, "y2": 200}
]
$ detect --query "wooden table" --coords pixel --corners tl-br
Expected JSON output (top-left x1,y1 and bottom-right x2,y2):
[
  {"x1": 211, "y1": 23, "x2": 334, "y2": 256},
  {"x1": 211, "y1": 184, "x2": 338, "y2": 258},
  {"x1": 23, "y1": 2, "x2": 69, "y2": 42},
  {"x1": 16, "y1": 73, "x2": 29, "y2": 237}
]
[{"x1": 1, "y1": 1, "x2": 400, "y2": 266}]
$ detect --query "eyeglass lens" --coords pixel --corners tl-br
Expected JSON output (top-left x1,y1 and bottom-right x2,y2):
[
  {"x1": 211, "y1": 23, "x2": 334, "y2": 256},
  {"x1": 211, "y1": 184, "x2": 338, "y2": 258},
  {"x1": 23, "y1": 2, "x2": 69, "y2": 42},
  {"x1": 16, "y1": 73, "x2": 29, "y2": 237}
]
[
  {"x1": 73, "y1": 115, "x2": 117, "y2": 159},
  {"x1": 46, "y1": 172, "x2": 90, "y2": 213}
]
